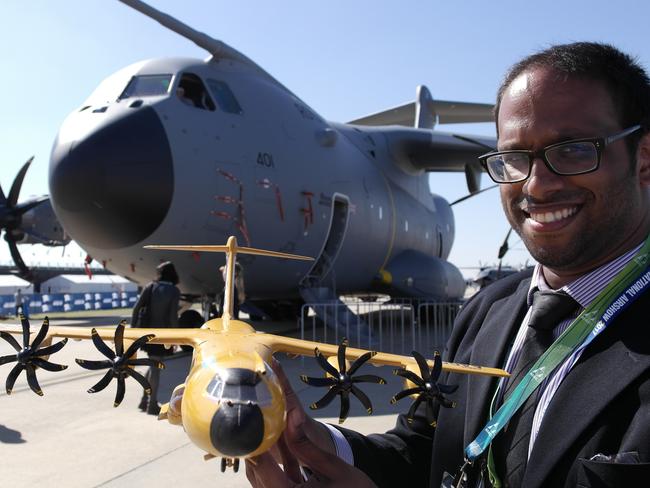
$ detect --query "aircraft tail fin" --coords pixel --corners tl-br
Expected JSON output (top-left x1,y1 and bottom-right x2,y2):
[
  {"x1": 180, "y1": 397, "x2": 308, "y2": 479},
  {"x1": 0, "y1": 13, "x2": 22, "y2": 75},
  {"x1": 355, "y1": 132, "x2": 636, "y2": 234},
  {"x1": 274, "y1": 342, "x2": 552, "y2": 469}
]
[{"x1": 144, "y1": 237, "x2": 312, "y2": 329}]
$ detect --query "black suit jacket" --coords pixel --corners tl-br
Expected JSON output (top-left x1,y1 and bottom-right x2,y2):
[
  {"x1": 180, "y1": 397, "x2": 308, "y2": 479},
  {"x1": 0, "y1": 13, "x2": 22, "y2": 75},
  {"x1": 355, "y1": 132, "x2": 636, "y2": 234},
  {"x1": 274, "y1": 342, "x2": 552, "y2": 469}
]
[{"x1": 339, "y1": 270, "x2": 650, "y2": 487}]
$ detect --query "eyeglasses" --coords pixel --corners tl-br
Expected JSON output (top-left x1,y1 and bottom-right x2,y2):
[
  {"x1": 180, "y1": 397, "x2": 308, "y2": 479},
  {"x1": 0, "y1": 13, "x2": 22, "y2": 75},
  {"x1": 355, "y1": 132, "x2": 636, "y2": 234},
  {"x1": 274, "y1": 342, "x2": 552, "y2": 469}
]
[{"x1": 478, "y1": 125, "x2": 642, "y2": 184}]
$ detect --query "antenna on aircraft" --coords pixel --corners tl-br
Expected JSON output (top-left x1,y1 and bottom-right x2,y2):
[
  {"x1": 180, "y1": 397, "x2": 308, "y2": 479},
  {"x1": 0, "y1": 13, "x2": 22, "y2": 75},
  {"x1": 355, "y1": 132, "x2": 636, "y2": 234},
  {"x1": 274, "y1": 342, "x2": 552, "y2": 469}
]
[
  {"x1": 145, "y1": 237, "x2": 313, "y2": 327},
  {"x1": 117, "y1": 0, "x2": 257, "y2": 67}
]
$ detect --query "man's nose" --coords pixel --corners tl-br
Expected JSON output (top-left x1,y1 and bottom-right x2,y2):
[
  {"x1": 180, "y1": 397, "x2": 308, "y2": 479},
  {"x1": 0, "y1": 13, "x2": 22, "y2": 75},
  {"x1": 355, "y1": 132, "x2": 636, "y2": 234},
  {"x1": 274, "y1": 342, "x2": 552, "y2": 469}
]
[{"x1": 522, "y1": 157, "x2": 566, "y2": 198}]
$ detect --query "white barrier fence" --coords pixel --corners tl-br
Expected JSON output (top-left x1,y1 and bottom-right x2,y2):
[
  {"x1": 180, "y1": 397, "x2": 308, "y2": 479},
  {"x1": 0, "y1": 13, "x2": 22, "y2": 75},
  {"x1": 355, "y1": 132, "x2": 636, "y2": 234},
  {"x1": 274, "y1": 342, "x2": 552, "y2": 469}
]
[{"x1": 300, "y1": 299, "x2": 463, "y2": 356}]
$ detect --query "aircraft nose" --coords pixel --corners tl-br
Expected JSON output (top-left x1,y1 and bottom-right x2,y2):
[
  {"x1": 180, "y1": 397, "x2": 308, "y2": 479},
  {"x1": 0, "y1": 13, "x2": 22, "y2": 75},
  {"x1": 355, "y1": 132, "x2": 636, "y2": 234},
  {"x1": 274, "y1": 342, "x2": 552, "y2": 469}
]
[
  {"x1": 49, "y1": 106, "x2": 173, "y2": 249},
  {"x1": 211, "y1": 402, "x2": 265, "y2": 457}
]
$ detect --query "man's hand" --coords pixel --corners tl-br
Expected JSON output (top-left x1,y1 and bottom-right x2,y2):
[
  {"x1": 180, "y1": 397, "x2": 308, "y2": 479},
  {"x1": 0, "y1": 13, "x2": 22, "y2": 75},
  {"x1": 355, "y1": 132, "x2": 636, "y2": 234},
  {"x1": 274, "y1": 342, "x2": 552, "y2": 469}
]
[{"x1": 245, "y1": 359, "x2": 377, "y2": 487}]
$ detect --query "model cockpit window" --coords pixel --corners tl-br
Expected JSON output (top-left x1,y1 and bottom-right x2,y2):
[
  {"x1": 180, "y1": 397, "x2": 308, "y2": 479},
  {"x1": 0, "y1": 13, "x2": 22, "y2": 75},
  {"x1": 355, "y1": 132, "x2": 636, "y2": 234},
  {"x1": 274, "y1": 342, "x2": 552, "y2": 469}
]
[
  {"x1": 206, "y1": 79, "x2": 243, "y2": 115},
  {"x1": 176, "y1": 73, "x2": 216, "y2": 111},
  {"x1": 206, "y1": 368, "x2": 272, "y2": 406},
  {"x1": 119, "y1": 74, "x2": 172, "y2": 99}
]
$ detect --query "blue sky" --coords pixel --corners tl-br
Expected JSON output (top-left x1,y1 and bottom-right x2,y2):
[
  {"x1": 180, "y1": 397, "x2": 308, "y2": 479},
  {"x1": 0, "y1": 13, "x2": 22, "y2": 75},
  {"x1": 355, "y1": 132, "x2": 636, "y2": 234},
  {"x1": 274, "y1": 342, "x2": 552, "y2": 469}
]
[{"x1": 1, "y1": 0, "x2": 649, "y2": 276}]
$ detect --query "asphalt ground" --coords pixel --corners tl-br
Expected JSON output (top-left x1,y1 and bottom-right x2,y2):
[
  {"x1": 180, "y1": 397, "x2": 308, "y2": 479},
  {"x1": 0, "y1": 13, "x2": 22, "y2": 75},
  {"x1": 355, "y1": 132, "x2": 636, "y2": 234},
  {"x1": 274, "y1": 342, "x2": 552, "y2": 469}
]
[{"x1": 0, "y1": 312, "x2": 408, "y2": 488}]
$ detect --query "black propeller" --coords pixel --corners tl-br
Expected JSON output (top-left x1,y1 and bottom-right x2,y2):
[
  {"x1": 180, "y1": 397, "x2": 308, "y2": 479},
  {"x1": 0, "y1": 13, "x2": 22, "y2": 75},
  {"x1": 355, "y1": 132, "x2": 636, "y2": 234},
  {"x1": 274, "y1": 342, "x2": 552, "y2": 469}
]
[
  {"x1": 0, "y1": 157, "x2": 49, "y2": 281},
  {"x1": 391, "y1": 351, "x2": 458, "y2": 427},
  {"x1": 75, "y1": 321, "x2": 164, "y2": 407},
  {"x1": 300, "y1": 339, "x2": 386, "y2": 424},
  {"x1": 0, "y1": 315, "x2": 68, "y2": 395}
]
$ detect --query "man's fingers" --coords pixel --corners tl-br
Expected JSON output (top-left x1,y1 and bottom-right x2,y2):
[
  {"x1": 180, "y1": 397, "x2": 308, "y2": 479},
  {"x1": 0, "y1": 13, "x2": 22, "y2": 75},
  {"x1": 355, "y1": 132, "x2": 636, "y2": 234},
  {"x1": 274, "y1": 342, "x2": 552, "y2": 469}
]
[
  {"x1": 276, "y1": 433, "x2": 303, "y2": 483},
  {"x1": 271, "y1": 357, "x2": 304, "y2": 417},
  {"x1": 245, "y1": 452, "x2": 295, "y2": 488}
]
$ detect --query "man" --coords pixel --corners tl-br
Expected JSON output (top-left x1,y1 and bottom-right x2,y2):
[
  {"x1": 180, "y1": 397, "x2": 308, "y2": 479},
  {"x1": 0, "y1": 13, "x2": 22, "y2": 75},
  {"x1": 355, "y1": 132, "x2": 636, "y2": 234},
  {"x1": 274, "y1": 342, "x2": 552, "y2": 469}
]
[{"x1": 246, "y1": 42, "x2": 650, "y2": 487}]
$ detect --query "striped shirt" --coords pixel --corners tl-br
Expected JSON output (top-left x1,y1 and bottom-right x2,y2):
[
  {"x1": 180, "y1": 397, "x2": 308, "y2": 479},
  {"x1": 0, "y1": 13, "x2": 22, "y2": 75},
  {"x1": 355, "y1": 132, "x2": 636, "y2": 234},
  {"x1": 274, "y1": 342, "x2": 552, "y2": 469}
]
[{"x1": 498, "y1": 241, "x2": 643, "y2": 458}]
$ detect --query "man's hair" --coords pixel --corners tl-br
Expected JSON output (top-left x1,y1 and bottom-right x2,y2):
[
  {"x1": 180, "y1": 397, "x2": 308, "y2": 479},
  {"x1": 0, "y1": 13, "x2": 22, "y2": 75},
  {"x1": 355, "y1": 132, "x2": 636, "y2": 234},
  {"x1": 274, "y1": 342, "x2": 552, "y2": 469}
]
[
  {"x1": 495, "y1": 42, "x2": 650, "y2": 153},
  {"x1": 156, "y1": 261, "x2": 179, "y2": 285}
]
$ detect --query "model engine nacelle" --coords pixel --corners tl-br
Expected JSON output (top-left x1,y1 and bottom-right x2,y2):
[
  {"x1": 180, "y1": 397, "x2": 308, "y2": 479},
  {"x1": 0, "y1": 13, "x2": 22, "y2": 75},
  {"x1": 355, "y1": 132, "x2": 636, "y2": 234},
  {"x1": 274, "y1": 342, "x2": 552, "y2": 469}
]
[{"x1": 382, "y1": 250, "x2": 465, "y2": 300}]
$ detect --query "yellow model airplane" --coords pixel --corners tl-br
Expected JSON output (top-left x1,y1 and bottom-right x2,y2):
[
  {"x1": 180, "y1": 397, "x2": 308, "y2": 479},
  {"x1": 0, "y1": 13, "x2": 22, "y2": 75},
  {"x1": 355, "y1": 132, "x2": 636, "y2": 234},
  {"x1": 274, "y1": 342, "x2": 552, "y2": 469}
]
[{"x1": 0, "y1": 236, "x2": 507, "y2": 472}]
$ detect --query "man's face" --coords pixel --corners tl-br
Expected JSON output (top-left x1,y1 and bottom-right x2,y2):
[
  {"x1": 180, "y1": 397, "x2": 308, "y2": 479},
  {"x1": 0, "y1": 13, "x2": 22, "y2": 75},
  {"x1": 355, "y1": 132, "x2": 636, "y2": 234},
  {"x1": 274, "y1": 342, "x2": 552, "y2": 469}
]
[{"x1": 498, "y1": 67, "x2": 649, "y2": 275}]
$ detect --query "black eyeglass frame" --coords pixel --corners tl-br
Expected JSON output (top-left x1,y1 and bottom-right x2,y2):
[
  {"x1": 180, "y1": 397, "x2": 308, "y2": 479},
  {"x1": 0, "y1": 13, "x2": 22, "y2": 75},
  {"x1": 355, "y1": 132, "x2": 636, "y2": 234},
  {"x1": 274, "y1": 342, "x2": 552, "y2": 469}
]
[{"x1": 478, "y1": 124, "x2": 643, "y2": 184}]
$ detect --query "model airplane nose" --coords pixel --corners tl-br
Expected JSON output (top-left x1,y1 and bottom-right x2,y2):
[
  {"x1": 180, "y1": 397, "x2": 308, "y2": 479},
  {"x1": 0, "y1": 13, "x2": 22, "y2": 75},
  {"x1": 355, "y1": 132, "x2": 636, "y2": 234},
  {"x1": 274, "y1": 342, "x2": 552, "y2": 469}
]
[
  {"x1": 210, "y1": 402, "x2": 265, "y2": 457},
  {"x1": 49, "y1": 106, "x2": 173, "y2": 249}
]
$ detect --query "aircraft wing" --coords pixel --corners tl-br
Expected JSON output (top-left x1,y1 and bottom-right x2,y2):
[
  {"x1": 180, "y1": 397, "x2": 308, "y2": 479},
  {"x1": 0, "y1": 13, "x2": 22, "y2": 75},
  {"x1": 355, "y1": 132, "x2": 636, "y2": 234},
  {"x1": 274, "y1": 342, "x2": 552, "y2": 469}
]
[
  {"x1": 264, "y1": 333, "x2": 507, "y2": 378},
  {"x1": 0, "y1": 323, "x2": 209, "y2": 348}
]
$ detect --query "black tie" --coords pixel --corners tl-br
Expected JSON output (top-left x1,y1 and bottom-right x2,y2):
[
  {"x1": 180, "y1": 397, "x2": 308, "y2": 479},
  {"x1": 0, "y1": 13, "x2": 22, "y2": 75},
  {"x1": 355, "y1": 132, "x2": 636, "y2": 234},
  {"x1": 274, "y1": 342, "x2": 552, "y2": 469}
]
[{"x1": 492, "y1": 290, "x2": 578, "y2": 488}]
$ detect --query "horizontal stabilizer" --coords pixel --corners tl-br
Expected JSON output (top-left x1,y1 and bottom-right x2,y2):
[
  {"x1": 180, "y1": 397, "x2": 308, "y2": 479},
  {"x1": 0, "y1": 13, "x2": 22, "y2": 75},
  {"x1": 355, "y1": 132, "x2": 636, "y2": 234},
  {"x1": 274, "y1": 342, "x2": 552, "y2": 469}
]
[
  {"x1": 145, "y1": 243, "x2": 313, "y2": 261},
  {"x1": 348, "y1": 85, "x2": 494, "y2": 128}
]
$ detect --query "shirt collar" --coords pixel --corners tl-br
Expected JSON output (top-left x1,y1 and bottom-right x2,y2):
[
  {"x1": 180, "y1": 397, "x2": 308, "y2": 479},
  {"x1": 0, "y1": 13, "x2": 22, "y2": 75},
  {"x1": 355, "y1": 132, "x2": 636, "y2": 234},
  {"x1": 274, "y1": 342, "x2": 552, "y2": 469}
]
[{"x1": 528, "y1": 241, "x2": 644, "y2": 308}]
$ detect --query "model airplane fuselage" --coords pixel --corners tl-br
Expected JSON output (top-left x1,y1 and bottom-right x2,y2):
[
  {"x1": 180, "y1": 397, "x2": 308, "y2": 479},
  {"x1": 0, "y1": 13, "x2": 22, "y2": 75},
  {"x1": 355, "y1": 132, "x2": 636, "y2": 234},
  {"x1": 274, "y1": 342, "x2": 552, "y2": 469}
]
[{"x1": 47, "y1": 0, "x2": 495, "y2": 306}]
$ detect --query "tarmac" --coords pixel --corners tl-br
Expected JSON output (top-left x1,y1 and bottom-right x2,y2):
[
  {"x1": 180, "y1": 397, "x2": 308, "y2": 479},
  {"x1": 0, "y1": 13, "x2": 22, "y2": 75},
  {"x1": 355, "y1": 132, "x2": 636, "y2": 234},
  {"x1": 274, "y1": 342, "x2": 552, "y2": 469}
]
[{"x1": 0, "y1": 311, "x2": 408, "y2": 488}]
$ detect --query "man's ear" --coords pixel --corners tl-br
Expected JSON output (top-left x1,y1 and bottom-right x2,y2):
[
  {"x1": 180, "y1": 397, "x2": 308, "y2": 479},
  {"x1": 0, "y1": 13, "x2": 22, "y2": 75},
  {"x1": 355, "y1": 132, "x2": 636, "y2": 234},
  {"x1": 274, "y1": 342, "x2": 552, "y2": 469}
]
[{"x1": 637, "y1": 131, "x2": 650, "y2": 187}]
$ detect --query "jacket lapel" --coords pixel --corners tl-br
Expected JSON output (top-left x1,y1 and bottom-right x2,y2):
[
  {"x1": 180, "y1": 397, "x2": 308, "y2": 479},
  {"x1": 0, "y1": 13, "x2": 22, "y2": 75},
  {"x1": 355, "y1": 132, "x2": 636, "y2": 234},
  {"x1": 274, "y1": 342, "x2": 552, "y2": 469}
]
[
  {"x1": 524, "y1": 297, "x2": 650, "y2": 488},
  {"x1": 464, "y1": 278, "x2": 531, "y2": 443}
]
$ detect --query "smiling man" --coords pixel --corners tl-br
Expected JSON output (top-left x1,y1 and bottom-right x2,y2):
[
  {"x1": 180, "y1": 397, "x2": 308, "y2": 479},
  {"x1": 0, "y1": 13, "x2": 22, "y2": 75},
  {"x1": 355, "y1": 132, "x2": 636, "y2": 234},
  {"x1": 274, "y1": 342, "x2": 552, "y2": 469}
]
[{"x1": 246, "y1": 42, "x2": 650, "y2": 488}]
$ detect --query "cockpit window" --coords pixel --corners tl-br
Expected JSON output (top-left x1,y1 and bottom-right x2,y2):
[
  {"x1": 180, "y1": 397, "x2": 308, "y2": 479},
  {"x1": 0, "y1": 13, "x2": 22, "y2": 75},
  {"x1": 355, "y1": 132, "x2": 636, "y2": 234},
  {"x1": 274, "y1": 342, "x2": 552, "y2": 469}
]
[
  {"x1": 206, "y1": 368, "x2": 272, "y2": 407},
  {"x1": 206, "y1": 79, "x2": 243, "y2": 115},
  {"x1": 119, "y1": 74, "x2": 172, "y2": 100},
  {"x1": 176, "y1": 73, "x2": 216, "y2": 111}
]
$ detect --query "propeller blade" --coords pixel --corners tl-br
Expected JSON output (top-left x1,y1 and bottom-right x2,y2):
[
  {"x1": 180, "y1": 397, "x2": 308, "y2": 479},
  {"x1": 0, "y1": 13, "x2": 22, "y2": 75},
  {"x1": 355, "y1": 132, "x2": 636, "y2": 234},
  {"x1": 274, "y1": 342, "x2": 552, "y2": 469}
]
[
  {"x1": 347, "y1": 351, "x2": 376, "y2": 376},
  {"x1": 125, "y1": 368, "x2": 151, "y2": 394},
  {"x1": 309, "y1": 387, "x2": 339, "y2": 410},
  {"x1": 350, "y1": 385, "x2": 373, "y2": 414},
  {"x1": 7, "y1": 237, "x2": 32, "y2": 282},
  {"x1": 314, "y1": 348, "x2": 340, "y2": 378},
  {"x1": 299, "y1": 375, "x2": 337, "y2": 388},
  {"x1": 114, "y1": 322, "x2": 126, "y2": 357},
  {"x1": 337, "y1": 339, "x2": 348, "y2": 374},
  {"x1": 393, "y1": 368, "x2": 425, "y2": 387},
  {"x1": 127, "y1": 357, "x2": 164, "y2": 368},
  {"x1": 7, "y1": 157, "x2": 34, "y2": 207},
  {"x1": 35, "y1": 338, "x2": 68, "y2": 357},
  {"x1": 20, "y1": 314, "x2": 30, "y2": 348},
  {"x1": 75, "y1": 358, "x2": 113, "y2": 370},
  {"x1": 338, "y1": 391, "x2": 350, "y2": 424},
  {"x1": 31, "y1": 357, "x2": 68, "y2": 372},
  {"x1": 31, "y1": 318, "x2": 50, "y2": 350},
  {"x1": 406, "y1": 394, "x2": 425, "y2": 423},
  {"x1": 123, "y1": 334, "x2": 155, "y2": 358},
  {"x1": 390, "y1": 387, "x2": 422, "y2": 404},
  {"x1": 412, "y1": 351, "x2": 431, "y2": 382},
  {"x1": 25, "y1": 364, "x2": 43, "y2": 396},
  {"x1": 88, "y1": 370, "x2": 114, "y2": 393},
  {"x1": 351, "y1": 374, "x2": 386, "y2": 385},
  {"x1": 6, "y1": 363, "x2": 24, "y2": 394},
  {"x1": 91, "y1": 328, "x2": 116, "y2": 360},
  {"x1": 114, "y1": 376, "x2": 126, "y2": 407},
  {"x1": 0, "y1": 355, "x2": 17, "y2": 366},
  {"x1": 0, "y1": 331, "x2": 22, "y2": 352},
  {"x1": 13, "y1": 196, "x2": 49, "y2": 217},
  {"x1": 431, "y1": 351, "x2": 442, "y2": 381}
]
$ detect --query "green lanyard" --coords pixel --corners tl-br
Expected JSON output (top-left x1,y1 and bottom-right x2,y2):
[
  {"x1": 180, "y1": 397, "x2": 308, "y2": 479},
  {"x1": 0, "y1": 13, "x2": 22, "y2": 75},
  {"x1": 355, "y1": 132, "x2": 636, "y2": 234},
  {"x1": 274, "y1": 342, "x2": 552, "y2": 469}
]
[{"x1": 463, "y1": 234, "x2": 650, "y2": 487}]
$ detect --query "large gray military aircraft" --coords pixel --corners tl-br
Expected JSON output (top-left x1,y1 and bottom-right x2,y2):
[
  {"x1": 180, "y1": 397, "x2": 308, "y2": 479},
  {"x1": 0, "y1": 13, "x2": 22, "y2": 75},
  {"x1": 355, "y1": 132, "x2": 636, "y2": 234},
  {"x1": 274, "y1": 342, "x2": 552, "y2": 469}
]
[{"x1": 48, "y1": 0, "x2": 495, "y2": 316}]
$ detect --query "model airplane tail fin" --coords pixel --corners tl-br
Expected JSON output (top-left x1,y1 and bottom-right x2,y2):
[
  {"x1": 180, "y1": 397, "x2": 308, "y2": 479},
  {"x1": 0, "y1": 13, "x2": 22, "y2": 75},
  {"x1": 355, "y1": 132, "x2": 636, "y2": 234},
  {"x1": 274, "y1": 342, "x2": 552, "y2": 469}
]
[{"x1": 145, "y1": 237, "x2": 313, "y2": 328}]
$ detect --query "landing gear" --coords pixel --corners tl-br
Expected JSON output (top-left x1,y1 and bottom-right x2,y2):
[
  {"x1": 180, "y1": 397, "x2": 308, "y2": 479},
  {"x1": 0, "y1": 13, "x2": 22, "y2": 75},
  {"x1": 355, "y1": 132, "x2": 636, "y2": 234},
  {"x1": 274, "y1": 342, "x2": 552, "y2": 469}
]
[{"x1": 220, "y1": 457, "x2": 240, "y2": 472}]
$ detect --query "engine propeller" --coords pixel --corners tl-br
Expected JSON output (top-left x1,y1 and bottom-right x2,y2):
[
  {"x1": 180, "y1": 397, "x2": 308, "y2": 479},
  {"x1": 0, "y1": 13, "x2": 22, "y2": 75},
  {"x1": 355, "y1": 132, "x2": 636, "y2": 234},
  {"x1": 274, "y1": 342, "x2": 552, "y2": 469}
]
[
  {"x1": 0, "y1": 157, "x2": 50, "y2": 282},
  {"x1": 300, "y1": 339, "x2": 386, "y2": 424},
  {"x1": 391, "y1": 351, "x2": 458, "y2": 427},
  {"x1": 0, "y1": 315, "x2": 68, "y2": 395},
  {"x1": 75, "y1": 321, "x2": 164, "y2": 407}
]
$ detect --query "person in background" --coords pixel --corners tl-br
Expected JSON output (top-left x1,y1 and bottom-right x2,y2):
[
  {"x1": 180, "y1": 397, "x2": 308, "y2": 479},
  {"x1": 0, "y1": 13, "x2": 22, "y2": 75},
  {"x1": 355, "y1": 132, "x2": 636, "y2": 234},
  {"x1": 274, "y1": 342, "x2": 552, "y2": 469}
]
[
  {"x1": 131, "y1": 261, "x2": 180, "y2": 415},
  {"x1": 14, "y1": 288, "x2": 23, "y2": 317}
]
